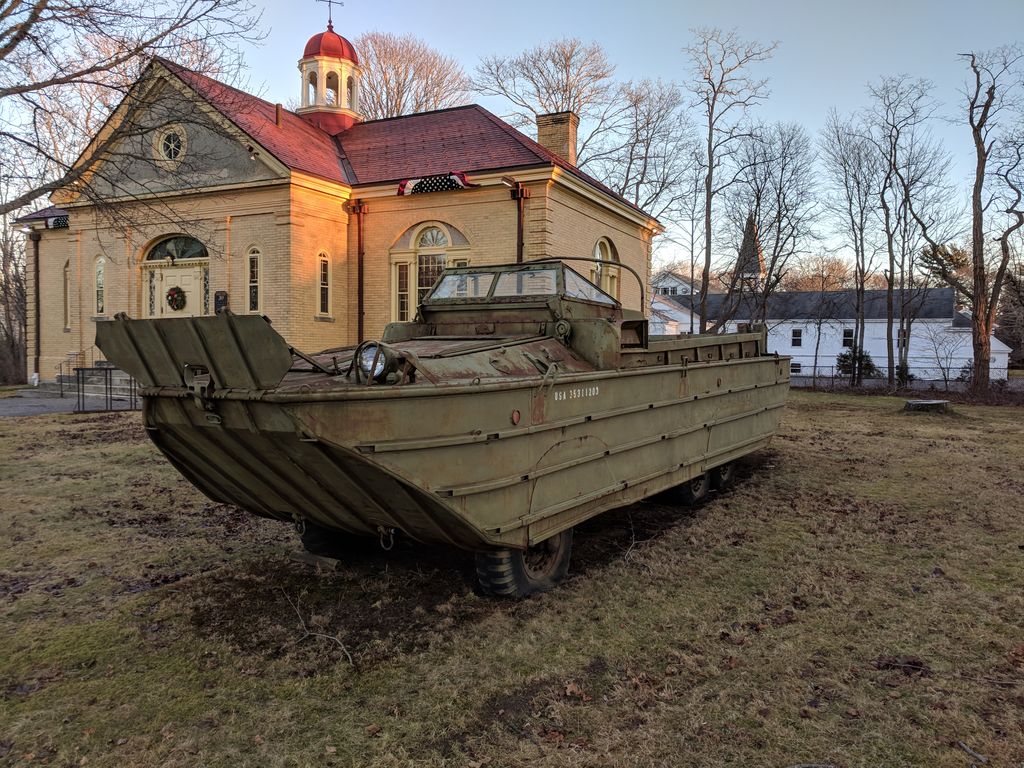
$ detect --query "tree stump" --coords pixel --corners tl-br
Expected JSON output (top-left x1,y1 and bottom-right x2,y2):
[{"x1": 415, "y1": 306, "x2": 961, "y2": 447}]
[{"x1": 904, "y1": 399, "x2": 950, "y2": 413}]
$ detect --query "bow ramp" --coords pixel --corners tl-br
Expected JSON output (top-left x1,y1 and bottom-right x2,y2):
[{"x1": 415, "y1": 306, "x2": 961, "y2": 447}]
[{"x1": 96, "y1": 313, "x2": 294, "y2": 391}]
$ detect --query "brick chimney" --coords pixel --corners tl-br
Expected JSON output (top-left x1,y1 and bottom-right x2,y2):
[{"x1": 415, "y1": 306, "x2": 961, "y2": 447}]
[{"x1": 536, "y1": 111, "x2": 579, "y2": 166}]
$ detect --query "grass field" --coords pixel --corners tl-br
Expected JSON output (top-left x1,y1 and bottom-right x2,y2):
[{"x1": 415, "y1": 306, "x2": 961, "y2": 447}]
[{"x1": 1, "y1": 391, "x2": 1022, "y2": 767}]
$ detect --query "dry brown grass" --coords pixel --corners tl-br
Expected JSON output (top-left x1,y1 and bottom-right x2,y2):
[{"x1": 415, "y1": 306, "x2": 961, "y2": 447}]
[{"x1": 1, "y1": 392, "x2": 1022, "y2": 767}]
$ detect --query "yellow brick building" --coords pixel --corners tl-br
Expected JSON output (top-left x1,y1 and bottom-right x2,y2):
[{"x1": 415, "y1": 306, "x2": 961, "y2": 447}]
[{"x1": 20, "y1": 24, "x2": 661, "y2": 383}]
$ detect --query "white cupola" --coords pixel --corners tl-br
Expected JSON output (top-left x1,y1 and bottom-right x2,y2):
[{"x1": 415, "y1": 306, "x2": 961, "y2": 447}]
[{"x1": 296, "y1": 20, "x2": 362, "y2": 134}]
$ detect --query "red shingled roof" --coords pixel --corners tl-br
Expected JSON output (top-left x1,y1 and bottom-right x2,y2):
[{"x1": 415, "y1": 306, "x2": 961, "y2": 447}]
[
  {"x1": 159, "y1": 59, "x2": 351, "y2": 184},
  {"x1": 340, "y1": 106, "x2": 652, "y2": 217},
  {"x1": 159, "y1": 60, "x2": 654, "y2": 221}
]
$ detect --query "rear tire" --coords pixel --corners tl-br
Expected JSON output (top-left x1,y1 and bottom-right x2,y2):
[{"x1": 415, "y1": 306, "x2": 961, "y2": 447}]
[
  {"x1": 711, "y1": 462, "x2": 735, "y2": 490},
  {"x1": 676, "y1": 471, "x2": 711, "y2": 506},
  {"x1": 475, "y1": 529, "x2": 574, "y2": 598}
]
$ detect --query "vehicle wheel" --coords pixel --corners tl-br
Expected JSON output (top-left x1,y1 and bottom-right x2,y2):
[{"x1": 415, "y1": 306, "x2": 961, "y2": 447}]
[
  {"x1": 475, "y1": 529, "x2": 574, "y2": 598},
  {"x1": 711, "y1": 462, "x2": 735, "y2": 490},
  {"x1": 298, "y1": 521, "x2": 358, "y2": 558},
  {"x1": 676, "y1": 471, "x2": 711, "y2": 506}
]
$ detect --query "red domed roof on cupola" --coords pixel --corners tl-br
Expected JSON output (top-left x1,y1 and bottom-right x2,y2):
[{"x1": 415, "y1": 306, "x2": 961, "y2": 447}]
[{"x1": 303, "y1": 22, "x2": 358, "y2": 63}]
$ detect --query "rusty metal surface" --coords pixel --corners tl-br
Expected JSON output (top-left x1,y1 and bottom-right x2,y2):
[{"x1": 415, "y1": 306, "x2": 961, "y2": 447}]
[{"x1": 96, "y1": 262, "x2": 790, "y2": 552}]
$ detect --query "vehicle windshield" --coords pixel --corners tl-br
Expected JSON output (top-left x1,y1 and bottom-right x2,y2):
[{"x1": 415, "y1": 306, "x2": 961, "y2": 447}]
[
  {"x1": 423, "y1": 263, "x2": 619, "y2": 305},
  {"x1": 564, "y1": 268, "x2": 616, "y2": 305},
  {"x1": 492, "y1": 269, "x2": 558, "y2": 297},
  {"x1": 429, "y1": 272, "x2": 496, "y2": 299}
]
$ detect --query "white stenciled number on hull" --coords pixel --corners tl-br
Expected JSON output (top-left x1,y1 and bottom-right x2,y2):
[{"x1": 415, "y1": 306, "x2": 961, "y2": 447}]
[{"x1": 553, "y1": 386, "x2": 600, "y2": 402}]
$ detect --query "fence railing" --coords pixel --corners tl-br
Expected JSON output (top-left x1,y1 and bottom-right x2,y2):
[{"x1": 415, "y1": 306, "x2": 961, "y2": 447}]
[
  {"x1": 72, "y1": 366, "x2": 139, "y2": 413},
  {"x1": 789, "y1": 365, "x2": 1022, "y2": 393},
  {"x1": 54, "y1": 345, "x2": 101, "y2": 398}
]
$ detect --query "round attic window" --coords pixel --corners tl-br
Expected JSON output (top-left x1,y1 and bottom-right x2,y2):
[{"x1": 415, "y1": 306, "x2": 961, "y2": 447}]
[
  {"x1": 154, "y1": 125, "x2": 187, "y2": 167},
  {"x1": 161, "y1": 131, "x2": 182, "y2": 160}
]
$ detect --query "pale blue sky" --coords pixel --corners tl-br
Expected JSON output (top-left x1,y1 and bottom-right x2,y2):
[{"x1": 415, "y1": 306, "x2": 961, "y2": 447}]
[{"x1": 242, "y1": 0, "x2": 1023, "y2": 258}]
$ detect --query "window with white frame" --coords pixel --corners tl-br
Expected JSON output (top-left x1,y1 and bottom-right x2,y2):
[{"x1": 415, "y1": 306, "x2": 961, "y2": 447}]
[
  {"x1": 791, "y1": 328, "x2": 803, "y2": 347},
  {"x1": 592, "y1": 238, "x2": 619, "y2": 298},
  {"x1": 842, "y1": 328, "x2": 854, "y2": 348},
  {"x1": 94, "y1": 256, "x2": 105, "y2": 315},
  {"x1": 790, "y1": 362, "x2": 802, "y2": 374},
  {"x1": 247, "y1": 247, "x2": 261, "y2": 312},
  {"x1": 396, "y1": 263, "x2": 411, "y2": 321},
  {"x1": 416, "y1": 226, "x2": 448, "y2": 304},
  {"x1": 63, "y1": 260, "x2": 71, "y2": 328},
  {"x1": 391, "y1": 223, "x2": 471, "y2": 321},
  {"x1": 318, "y1": 252, "x2": 331, "y2": 315}
]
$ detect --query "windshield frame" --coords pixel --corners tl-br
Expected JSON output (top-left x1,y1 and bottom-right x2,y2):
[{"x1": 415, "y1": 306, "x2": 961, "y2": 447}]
[{"x1": 422, "y1": 262, "x2": 620, "y2": 307}]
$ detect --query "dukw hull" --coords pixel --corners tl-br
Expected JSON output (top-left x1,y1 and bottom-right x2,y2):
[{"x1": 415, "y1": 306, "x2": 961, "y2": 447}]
[{"x1": 141, "y1": 353, "x2": 787, "y2": 551}]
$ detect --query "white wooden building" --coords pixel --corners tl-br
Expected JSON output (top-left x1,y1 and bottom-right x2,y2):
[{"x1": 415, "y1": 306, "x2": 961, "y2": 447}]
[
  {"x1": 652, "y1": 269, "x2": 698, "y2": 297},
  {"x1": 665, "y1": 287, "x2": 1011, "y2": 382}
]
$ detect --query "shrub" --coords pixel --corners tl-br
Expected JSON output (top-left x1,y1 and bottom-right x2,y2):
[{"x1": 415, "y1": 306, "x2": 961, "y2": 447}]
[{"x1": 836, "y1": 346, "x2": 879, "y2": 378}]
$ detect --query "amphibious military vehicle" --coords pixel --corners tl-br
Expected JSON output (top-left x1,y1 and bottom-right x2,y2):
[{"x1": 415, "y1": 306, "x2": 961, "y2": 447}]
[{"x1": 96, "y1": 260, "x2": 789, "y2": 597}]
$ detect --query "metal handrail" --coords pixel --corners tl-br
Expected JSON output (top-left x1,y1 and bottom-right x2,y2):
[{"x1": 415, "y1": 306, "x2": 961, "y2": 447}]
[{"x1": 54, "y1": 345, "x2": 101, "y2": 397}]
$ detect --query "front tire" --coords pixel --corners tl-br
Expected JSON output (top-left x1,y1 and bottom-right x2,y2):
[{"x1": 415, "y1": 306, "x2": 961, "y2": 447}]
[
  {"x1": 476, "y1": 529, "x2": 574, "y2": 598},
  {"x1": 711, "y1": 462, "x2": 735, "y2": 490},
  {"x1": 675, "y1": 471, "x2": 711, "y2": 506}
]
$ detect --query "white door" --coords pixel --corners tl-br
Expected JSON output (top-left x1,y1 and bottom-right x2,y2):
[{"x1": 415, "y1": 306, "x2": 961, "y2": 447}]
[{"x1": 147, "y1": 264, "x2": 205, "y2": 318}]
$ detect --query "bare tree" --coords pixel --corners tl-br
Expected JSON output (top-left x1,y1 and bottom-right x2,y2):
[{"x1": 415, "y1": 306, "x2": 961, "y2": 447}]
[
  {"x1": 585, "y1": 78, "x2": 697, "y2": 220},
  {"x1": 723, "y1": 121, "x2": 819, "y2": 323},
  {"x1": 906, "y1": 46, "x2": 1024, "y2": 390},
  {"x1": 780, "y1": 254, "x2": 853, "y2": 291},
  {"x1": 355, "y1": 32, "x2": 470, "y2": 119},
  {"x1": 867, "y1": 76, "x2": 953, "y2": 385},
  {"x1": 473, "y1": 38, "x2": 620, "y2": 165},
  {"x1": 475, "y1": 40, "x2": 700, "y2": 230},
  {"x1": 0, "y1": 0, "x2": 263, "y2": 217},
  {"x1": 820, "y1": 110, "x2": 883, "y2": 385},
  {"x1": 683, "y1": 27, "x2": 777, "y2": 328},
  {"x1": 921, "y1": 321, "x2": 969, "y2": 390},
  {"x1": 0, "y1": 166, "x2": 26, "y2": 384}
]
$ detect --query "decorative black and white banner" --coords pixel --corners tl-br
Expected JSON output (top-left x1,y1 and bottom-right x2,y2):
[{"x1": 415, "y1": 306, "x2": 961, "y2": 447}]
[{"x1": 397, "y1": 172, "x2": 478, "y2": 196}]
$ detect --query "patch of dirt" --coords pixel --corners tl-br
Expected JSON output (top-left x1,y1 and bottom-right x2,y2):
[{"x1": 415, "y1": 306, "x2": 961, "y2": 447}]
[
  {"x1": 569, "y1": 458, "x2": 765, "y2": 575},
  {"x1": 55, "y1": 415, "x2": 147, "y2": 446},
  {"x1": 0, "y1": 573, "x2": 35, "y2": 600},
  {"x1": 180, "y1": 541, "x2": 538, "y2": 671},
  {"x1": 872, "y1": 654, "x2": 932, "y2": 677}
]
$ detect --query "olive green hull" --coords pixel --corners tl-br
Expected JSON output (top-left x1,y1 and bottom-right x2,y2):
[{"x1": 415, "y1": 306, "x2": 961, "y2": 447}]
[{"x1": 142, "y1": 355, "x2": 788, "y2": 551}]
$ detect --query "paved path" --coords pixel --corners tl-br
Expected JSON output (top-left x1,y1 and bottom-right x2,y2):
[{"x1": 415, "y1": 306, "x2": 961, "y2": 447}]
[
  {"x1": 0, "y1": 390, "x2": 136, "y2": 418},
  {"x1": 0, "y1": 390, "x2": 78, "y2": 417}
]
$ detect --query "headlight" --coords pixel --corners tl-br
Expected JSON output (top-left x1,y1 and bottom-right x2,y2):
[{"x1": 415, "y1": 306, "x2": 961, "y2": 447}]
[{"x1": 357, "y1": 342, "x2": 390, "y2": 381}]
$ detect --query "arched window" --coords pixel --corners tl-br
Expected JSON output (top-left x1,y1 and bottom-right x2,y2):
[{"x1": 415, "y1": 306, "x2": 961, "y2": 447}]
[
  {"x1": 346, "y1": 76, "x2": 355, "y2": 110},
  {"x1": 63, "y1": 260, "x2": 71, "y2": 329},
  {"x1": 415, "y1": 226, "x2": 448, "y2": 305},
  {"x1": 325, "y1": 71, "x2": 339, "y2": 105},
  {"x1": 307, "y1": 71, "x2": 318, "y2": 105},
  {"x1": 592, "y1": 238, "x2": 620, "y2": 298},
  {"x1": 318, "y1": 252, "x2": 331, "y2": 315},
  {"x1": 247, "y1": 247, "x2": 261, "y2": 312},
  {"x1": 146, "y1": 236, "x2": 207, "y2": 262},
  {"x1": 391, "y1": 222, "x2": 471, "y2": 321},
  {"x1": 94, "y1": 256, "x2": 105, "y2": 315}
]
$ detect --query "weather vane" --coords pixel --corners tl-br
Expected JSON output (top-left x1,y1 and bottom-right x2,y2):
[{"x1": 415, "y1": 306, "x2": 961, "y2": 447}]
[{"x1": 316, "y1": 0, "x2": 344, "y2": 29}]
